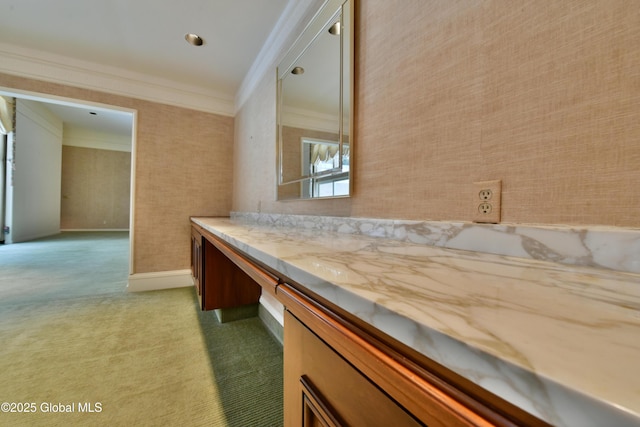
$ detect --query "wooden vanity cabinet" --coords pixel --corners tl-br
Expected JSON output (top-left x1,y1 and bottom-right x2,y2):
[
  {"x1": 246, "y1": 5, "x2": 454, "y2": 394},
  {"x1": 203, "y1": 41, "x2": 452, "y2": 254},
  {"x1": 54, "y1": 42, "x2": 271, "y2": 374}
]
[
  {"x1": 190, "y1": 223, "x2": 263, "y2": 311},
  {"x1": 279, "y1": 284, "x2": 475, "y2": 427},
  {"x1": 284, "y1": 309, "x2": 423, "y2": 427},
  {"x1": 190, "y1": 220, "x2": 548, "y2": 427}
]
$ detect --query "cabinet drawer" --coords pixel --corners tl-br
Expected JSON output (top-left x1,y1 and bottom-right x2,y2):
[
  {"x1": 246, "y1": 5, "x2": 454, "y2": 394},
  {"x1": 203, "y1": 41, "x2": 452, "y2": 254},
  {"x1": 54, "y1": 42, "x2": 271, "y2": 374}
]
[{"x1": 285, "y1": 310, "x2": 423, "y2": 427}]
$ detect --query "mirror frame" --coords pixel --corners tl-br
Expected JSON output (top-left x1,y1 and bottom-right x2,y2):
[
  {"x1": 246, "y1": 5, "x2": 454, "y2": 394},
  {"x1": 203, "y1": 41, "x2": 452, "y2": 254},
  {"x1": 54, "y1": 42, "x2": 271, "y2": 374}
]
[{"x1": 276, "y1": 0, "x2": 354, "y2": 200}]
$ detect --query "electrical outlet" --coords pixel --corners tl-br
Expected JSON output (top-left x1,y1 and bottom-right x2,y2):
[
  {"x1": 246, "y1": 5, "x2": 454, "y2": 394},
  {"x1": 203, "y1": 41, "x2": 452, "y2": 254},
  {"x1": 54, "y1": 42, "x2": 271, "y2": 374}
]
[
  {"x1": 479, "y1": 189, "x2": 493, "y2": 201},
  {"x1": 473, "y1": 180, "x2": 501, "y2": 223},
  {"x1": 478, "y1": 202, "x2": 492, "y2": 214}
]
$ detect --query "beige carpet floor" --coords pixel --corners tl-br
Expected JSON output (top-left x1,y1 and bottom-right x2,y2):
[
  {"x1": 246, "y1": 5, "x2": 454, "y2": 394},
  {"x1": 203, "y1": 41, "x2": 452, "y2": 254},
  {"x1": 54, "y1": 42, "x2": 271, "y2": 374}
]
[{"x1": 0, "y1": 232, "x2": 283, "y2": 426}]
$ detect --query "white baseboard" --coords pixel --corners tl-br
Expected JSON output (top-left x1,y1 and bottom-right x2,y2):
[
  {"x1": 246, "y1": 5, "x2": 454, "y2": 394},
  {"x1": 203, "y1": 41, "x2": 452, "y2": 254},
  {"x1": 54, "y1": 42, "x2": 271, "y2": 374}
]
[
  {"x1": 127, "y1": 269, "x2": 193, "y2": 292},
  {"x1": 61, "y1": 228, "x2": 129, "y2": 232}
]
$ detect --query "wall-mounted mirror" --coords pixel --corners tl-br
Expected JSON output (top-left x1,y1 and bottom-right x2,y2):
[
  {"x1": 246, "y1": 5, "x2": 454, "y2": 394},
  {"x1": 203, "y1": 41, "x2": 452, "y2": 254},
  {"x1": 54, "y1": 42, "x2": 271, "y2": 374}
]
[{"x1": 277, "y1": 0, "x2": 353, "y2": 200}]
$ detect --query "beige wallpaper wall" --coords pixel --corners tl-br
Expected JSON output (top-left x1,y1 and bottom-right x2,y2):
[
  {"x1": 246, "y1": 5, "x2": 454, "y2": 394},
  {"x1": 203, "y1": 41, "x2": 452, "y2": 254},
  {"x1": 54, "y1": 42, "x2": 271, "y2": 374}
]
[
  {"x1": 61, "y1": 146, "x2": 131, "y2": 230},
  {"x1": 0, "y1": 73, "x2": 234, "y2": 274},
  {"x1": 234, "y1": 0, "x2": 640, "y2": 228},
  {"x1": 2, "y1": 0, "x2": 638, "y2": 277}
]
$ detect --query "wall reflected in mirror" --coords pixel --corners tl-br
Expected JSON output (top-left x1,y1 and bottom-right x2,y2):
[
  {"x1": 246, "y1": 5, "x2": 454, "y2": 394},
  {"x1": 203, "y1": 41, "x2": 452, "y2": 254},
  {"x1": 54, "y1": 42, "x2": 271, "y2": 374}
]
[{"x1": 277, "y1": 0, "x2": 353, "y2": 200}]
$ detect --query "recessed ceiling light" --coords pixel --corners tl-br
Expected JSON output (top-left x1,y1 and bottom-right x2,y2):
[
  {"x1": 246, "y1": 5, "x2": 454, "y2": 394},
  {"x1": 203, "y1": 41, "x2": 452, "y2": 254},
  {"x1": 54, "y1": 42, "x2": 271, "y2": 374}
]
[
  {"x1": 291, "y1": 66, "x2": 305, "y2": 75},
  {"x1": 185, "y1": 33, "x2": 205, "y2": 46}
]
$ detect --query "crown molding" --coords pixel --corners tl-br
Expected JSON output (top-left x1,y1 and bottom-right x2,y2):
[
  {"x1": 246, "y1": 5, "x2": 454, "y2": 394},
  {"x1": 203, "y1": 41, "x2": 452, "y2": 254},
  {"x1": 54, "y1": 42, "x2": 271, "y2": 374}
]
[
  {"x1": 282, "y1": 105, "x2": 339, "y2": 133},
  {"x1": 0, "y1": 43, "x2": 235, "y2": 117},
  {"x1": 63, "y1": 126, "x2": 132, "y2": 153},
  {"x1": 234, "y1": 0, "x2": 324, "y2": 114}
]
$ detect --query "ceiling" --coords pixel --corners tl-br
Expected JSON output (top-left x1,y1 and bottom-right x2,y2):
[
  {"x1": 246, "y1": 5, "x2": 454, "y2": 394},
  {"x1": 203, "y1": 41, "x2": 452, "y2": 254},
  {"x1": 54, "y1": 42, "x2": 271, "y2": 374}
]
[
  {"x1": 45, "y1": 103, "x2": 134, "y2": 136},
  {"x1": 0, "y1": 0, "x2": 291, "y2": 134}
]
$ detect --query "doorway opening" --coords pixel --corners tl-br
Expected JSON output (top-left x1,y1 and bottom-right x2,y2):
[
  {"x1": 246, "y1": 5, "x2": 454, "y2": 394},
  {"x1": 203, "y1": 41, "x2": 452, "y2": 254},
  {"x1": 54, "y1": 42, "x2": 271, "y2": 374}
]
[{"x1": 0, "y1": 86, "x2": 136, "y2": 275}]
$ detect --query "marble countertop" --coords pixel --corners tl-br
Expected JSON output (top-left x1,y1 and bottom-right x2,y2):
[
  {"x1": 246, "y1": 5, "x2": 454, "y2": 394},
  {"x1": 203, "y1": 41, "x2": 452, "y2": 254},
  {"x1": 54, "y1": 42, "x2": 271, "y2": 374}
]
[{"x1": 192, "y1": 216, "x2": 640, "y2": 427}]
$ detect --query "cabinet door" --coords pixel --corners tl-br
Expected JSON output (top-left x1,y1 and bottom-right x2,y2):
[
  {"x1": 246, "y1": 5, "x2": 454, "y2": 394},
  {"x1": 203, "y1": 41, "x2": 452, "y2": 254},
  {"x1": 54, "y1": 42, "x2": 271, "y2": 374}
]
[
  {"x1": 190, "y1": 227, "x2": 203, "y2": 306},
  {"x1": 301, "y1": 376, "x2": 343, "y2": 427},
  {"x1": 284, "y1": 310, "x2": 424, "y2": 427}
]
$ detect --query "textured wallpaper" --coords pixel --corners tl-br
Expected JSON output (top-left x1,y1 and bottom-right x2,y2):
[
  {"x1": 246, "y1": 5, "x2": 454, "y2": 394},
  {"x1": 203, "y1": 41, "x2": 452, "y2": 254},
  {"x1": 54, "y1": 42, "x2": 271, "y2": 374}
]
[
  {"x1": 61, "y1": 146, "x2": 131, "y2": 230},
  {"x1": 0, "y1": 73, "x2": 234, "y2": 274},
  {"x1": 234, "y1": 0, "x2": 640, "y2": 228}
]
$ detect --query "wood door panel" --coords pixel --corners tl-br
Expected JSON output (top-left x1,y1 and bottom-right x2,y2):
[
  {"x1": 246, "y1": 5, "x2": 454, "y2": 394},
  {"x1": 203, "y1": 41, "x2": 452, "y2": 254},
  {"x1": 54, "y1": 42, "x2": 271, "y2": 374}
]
[
  {"x1": 284, "y1": 310, "x2": 423, "y2": 427},
  {"x1": 190, "y1": 227, "x2": 203, "y2": 307},
  {"x1": 301, "y1": 376, "x2": 343, "y2": 427}
]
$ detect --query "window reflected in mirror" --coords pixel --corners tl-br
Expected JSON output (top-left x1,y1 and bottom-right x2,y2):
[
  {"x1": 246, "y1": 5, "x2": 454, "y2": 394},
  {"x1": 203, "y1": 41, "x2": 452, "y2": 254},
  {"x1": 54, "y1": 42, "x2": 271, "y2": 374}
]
[{"x1": 303, "y1": 138, "x2": 349, "y2": 198}]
